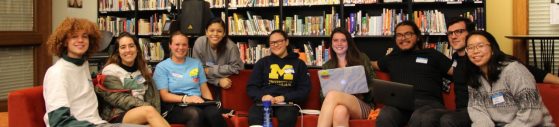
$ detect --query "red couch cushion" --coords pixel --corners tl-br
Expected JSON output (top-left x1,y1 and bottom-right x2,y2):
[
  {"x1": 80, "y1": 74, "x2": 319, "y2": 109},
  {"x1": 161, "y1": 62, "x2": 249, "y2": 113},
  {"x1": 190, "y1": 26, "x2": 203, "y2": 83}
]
[
  {"x1": 442, "y1": 83, "x2": 456, "y2": 111},
  {"x1": 537, "y1": 83, "x2": 559, "y2": 125},
  {"x1": 375, "y1": 71, "x2": 390, "y2": 81},
  {"x1": 8, "y1": 86, "x2": 46, "y2": 127},
  {"x1": 221, "y1": 70, "x2": 254, "y2": 113},
  {"x1": 301, "y1": 69, "x2": 321, "y2": 110}
]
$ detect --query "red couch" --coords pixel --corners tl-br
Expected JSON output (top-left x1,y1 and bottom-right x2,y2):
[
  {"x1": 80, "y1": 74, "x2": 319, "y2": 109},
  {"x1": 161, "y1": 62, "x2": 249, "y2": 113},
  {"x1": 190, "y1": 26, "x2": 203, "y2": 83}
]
[
  {"x1": 221, "y1": 69, "x2": 375, "y2": 127},
  {"x1": 8, "y1": 70, "x2": 559, "y2": 127}
]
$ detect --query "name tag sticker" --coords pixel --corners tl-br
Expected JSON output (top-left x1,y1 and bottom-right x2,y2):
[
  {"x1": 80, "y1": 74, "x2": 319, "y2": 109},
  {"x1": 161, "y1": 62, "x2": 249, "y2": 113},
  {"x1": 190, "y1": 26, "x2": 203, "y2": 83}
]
[
  {"x1": 491, "y1": 92, "x2": 505, "y2": 105},
  {"x1": 171, "y1": 73, "x2": 183, "y2": 78},
  {"x1": 452, "y1": 60, "x2": 457, "y2": 67},
  {"x1": 416, "y1": 57, "x2": 428, "y2": 64}
]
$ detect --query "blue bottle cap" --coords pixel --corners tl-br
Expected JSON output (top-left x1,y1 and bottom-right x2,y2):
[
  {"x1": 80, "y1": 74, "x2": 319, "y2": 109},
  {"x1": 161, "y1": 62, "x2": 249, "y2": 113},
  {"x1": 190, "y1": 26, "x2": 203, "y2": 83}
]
[{"x1": 263, "y1": 100, "x2": 272, "y2": 107}]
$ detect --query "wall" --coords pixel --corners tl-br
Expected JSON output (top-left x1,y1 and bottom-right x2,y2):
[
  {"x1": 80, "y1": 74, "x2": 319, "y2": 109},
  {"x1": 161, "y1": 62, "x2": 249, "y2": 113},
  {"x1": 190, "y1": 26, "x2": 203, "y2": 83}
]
[
  {"x1": 52, "y1": 0, "x2": 97, "y2": 31},
  {"x1": 487, "y1": 0, "x2": 513, "y2": 55}
]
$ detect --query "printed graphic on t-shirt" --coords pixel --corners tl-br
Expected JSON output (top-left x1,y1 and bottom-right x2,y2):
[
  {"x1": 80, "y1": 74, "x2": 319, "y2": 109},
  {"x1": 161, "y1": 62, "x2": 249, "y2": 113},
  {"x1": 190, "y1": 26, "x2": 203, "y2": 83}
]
[
  {"x1": 190, "y1": 68, "x2": 200, "y2": 83},
  {"x1": 269, "y1": 64, "x2": 294, "y2": 87},
  {"x1": 269, "y1": 64, "x2": 294, "y2": 80}
]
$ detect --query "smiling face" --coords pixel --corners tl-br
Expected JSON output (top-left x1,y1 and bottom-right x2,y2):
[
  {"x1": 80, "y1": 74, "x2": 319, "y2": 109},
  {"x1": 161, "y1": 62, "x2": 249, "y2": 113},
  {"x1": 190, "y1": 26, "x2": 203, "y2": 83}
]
[
  {"x1": 269, "y1": 33, "x2": 288, "y2": 58},
  {"x1": 117, "y1": 37, "x2": 137, "y2": 66},
  {"x1": 395, "y1": 25, "x2": 418, "y2": 51},
  {"x1": 65, "y1": 30, "x2": 89, "y2": 58},
  {"x1": 205, "y1": 22, "x2": 225, "y2": 47},
  {"x1": 170, "y1": 35, "x2": 189, "y2": 59},
  {"x1": 448, "y1": 21, "x2": 469, "y2": 51},
  {"x1": 466, "y1": 35, "x2": 493, "y2": 69},
  {"x1": 331, "y1": 32, "x2": 348, "y2": 56}
]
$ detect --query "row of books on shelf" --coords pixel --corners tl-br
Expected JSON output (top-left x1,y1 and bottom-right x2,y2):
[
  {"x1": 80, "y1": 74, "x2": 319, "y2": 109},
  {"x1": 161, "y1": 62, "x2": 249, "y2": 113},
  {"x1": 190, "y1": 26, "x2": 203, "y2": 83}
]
[
  {"x1": 461, "y1": 7, "x2": 484, "y2": 31},
  {"x1": 99, "y1": 0, "x2": 187, "y2": 12},
  {"x1": 228, "y1": 0, "x2": 280, "y2": 8},
  {"x1": 413, "y1": 9, "x2": 447, "y2": 35},
  {"x1": 139, "y1": 38, "x2": 166, "y2": 62},
  {"x1": 98, "y1": 16, "x2": 136, "y2": 36},
  {"x1": 228, "y1": 0, "x2": 340, "y2": 7},
  {"x1": 138, "y1": 13, "x2": 170, "y2": 36},
  {"x1": 299, "y1": 41, "x2": 329, "y2": 66},
  {"x1": 345, "y1": 9, "x2": 408, "y2": 36},
  {"x1": 207, "y1": 0, "x2": 226, "y2": 8},
  {"x1": 285, "y1": 11, "x2": 341, "y2": 36},
  {"x1": 228, "y1": 12, "x2": 281, "y2": 35},
  {"x1": 237, "y1": 40, "x2": 330, "y2": 66},
  {"x1": 343, "y1": 0, "x2": 377, "y2": 4},
  {"x1": 138, "y1": 0, "x2": 177, "y2": 10},
  {"x1": 413, "y1": 0, "x2": 482, "y2": 3},
  {"x1": 237, "y1": 40, "x2": 271, "y2": 64},
  {"x1": 424, "y1": 41, "x2": 453, "y2": 58},
  {"x1": 99, "y1": 0, "x2": 136, "y2": 12}
]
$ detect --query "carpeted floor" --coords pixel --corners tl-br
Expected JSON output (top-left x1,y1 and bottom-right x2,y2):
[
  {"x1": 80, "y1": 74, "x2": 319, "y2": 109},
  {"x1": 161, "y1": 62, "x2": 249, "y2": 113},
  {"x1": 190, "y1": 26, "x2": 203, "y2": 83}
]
[{"x1": 0, "y1": 112, "x2": 7, "y2": 127}]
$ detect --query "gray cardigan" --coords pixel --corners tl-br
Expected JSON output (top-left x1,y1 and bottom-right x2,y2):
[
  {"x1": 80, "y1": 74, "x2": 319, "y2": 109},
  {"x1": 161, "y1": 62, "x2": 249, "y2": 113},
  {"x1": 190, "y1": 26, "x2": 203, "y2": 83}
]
[
  {"x1": 192, "y1": 35, "x2": 244, "y2": 85},
  {"x1": 468, "y1": 61, "x2": 555, "y2": 127}
]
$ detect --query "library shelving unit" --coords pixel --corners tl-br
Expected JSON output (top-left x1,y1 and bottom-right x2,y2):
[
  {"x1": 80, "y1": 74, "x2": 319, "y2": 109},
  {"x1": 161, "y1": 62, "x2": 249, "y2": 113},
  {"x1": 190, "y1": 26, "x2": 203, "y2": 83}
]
[{"x1": 96, "y1": 0, "x2": 486, "y2": 70}]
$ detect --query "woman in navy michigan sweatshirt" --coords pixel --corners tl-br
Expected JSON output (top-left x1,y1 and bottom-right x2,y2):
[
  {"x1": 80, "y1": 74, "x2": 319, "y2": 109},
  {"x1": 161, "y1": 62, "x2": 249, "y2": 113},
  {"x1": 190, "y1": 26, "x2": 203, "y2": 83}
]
[{"x1": 246, "y1": 30, "x2": 311, "y2": 127}]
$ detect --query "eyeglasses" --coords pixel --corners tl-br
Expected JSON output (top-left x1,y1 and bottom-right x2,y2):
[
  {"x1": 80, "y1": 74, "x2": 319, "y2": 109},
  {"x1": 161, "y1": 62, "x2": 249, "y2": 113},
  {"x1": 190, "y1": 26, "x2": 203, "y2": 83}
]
[
  {"x1": 395, "y1": 32, "x2": 415, "y2": 39},
  {"x1": 465, "y1": 43, "x2": 490, "y2": 53},
  {"x1": 269, "y1": 39, "x2": 285, "y2": 46},
  {"x1": 446, "y1": 29, "x2": 467, "y2": 37}
]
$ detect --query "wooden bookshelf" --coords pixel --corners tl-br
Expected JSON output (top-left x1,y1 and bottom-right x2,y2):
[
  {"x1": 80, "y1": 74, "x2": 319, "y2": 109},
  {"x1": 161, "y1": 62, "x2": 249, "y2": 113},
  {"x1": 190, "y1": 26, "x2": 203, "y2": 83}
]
[{"x1": 97, "y1": 0, "x2": 486, "y2": 68}]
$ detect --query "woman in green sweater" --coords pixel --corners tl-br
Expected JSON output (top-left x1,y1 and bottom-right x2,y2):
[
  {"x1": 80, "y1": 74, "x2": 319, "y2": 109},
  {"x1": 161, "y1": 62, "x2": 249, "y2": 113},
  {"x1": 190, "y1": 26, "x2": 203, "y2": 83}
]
[
  {"x1": 317, "y1": 28, "x2": 376, "y2": 127},
  {"x1": 95, "y1": 32, "x2": 169, "y2": 127}
]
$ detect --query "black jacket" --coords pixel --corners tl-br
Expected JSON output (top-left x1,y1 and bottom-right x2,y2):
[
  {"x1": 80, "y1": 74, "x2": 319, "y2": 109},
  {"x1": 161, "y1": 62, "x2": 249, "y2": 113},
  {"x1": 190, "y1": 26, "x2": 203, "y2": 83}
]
[{"x1": 246, "y1": 53, "x2": 311, "y2": 104}]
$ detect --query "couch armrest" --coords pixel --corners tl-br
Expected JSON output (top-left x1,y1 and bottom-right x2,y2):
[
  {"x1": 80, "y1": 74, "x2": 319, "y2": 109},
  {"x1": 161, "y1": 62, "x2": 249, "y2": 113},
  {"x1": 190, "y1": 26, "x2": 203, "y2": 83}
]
[
  {"x1": 537, "y1": 83, "x2": 559, "y2": 126},
  {"x1": 8, "y1": 86, "x2": 46, "y2": 127}
]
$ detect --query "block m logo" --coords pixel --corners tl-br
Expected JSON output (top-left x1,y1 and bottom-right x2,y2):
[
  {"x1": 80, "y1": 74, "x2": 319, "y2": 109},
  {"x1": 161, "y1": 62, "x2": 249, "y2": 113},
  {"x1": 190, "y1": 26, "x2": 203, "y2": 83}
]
[{"x1": 269, "y1": 64, "x2": 294, "y2": 80}]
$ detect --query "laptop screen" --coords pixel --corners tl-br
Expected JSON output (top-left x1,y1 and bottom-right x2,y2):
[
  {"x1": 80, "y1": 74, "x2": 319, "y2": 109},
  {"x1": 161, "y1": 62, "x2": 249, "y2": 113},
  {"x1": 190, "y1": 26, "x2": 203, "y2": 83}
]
[{"x1": 318, "y1": 65, "x2": 369, "y2": 96}]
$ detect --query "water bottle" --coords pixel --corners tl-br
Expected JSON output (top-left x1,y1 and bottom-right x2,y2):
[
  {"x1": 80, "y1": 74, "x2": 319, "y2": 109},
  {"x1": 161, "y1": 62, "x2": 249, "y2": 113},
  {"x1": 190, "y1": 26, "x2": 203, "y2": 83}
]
[{"x1": 263, "y1": 100, "x2": 272, "y2": 127}]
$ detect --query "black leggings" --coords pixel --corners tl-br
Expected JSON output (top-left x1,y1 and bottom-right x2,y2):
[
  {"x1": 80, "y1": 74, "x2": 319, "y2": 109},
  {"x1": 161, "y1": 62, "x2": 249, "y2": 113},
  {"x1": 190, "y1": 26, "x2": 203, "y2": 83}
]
[{"x1": 163, "y1": 104, "x2": 226, "y2": 127}]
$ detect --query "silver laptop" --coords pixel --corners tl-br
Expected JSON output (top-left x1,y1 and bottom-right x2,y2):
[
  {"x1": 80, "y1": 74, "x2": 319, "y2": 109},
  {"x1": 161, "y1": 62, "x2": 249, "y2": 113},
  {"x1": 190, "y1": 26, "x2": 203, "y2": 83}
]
[
  {"x1": 372, "y1": 79, "x2": 415, "y2": 111},
  {"x1": 318, "y1": 65, "x2": 369, "y2": 96}
]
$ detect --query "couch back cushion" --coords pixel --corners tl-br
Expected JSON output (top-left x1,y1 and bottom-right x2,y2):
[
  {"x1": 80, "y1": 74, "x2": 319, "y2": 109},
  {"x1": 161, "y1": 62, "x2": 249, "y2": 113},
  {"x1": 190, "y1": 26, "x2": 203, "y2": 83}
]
[
  {"x1": 301, "y1": 69, "x2": 321, "y2": 110},
  {"x1": 537, "y1": 83, "x2": 559, "y2": 125},
  {"x1": 221, "y1": 70, "x2": 254, "y2": 112},
  {"x1": 375, "y1": 71, "x2": 390, "y2": 81},
  {"x1": 8, "y1": 86, "x2": 46, "y2": 127},
  {"x1": 221, "y1": 69, "x2": 322, "y2": 112}
]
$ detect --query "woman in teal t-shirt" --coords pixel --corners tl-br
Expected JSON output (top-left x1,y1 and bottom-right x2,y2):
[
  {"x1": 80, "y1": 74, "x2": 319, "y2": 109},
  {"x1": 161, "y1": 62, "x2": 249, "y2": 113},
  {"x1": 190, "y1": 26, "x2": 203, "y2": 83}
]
[{"x1": 153, "y1": 31, "x2": 226, "y2": 127}]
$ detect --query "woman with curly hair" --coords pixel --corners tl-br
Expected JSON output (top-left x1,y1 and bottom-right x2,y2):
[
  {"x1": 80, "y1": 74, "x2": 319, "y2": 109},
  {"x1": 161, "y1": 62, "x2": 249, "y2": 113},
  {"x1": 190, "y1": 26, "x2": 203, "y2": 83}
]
[
  {"x1": 43, "y1": 17, "x2": 106, "y2": 127},
  {"x1": 95, "y1": 32, "x2": 170, "y2": 127}
]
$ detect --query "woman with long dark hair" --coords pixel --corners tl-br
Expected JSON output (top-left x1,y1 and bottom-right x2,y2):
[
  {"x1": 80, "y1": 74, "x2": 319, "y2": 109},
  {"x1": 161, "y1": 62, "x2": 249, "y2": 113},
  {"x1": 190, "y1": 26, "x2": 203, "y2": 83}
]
[
  {"x1": 464, "y1": 31, "x2": 554, "y2": 126},
  {"x1": 317, "y1": 28, "x2": 376, "y2": 127},
  {"x1": 193, "y1": 18, "x2": 243, "y2": 90},
  {"x1": 95, "y1": 32, "x2": 169, "y2": 127}
]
